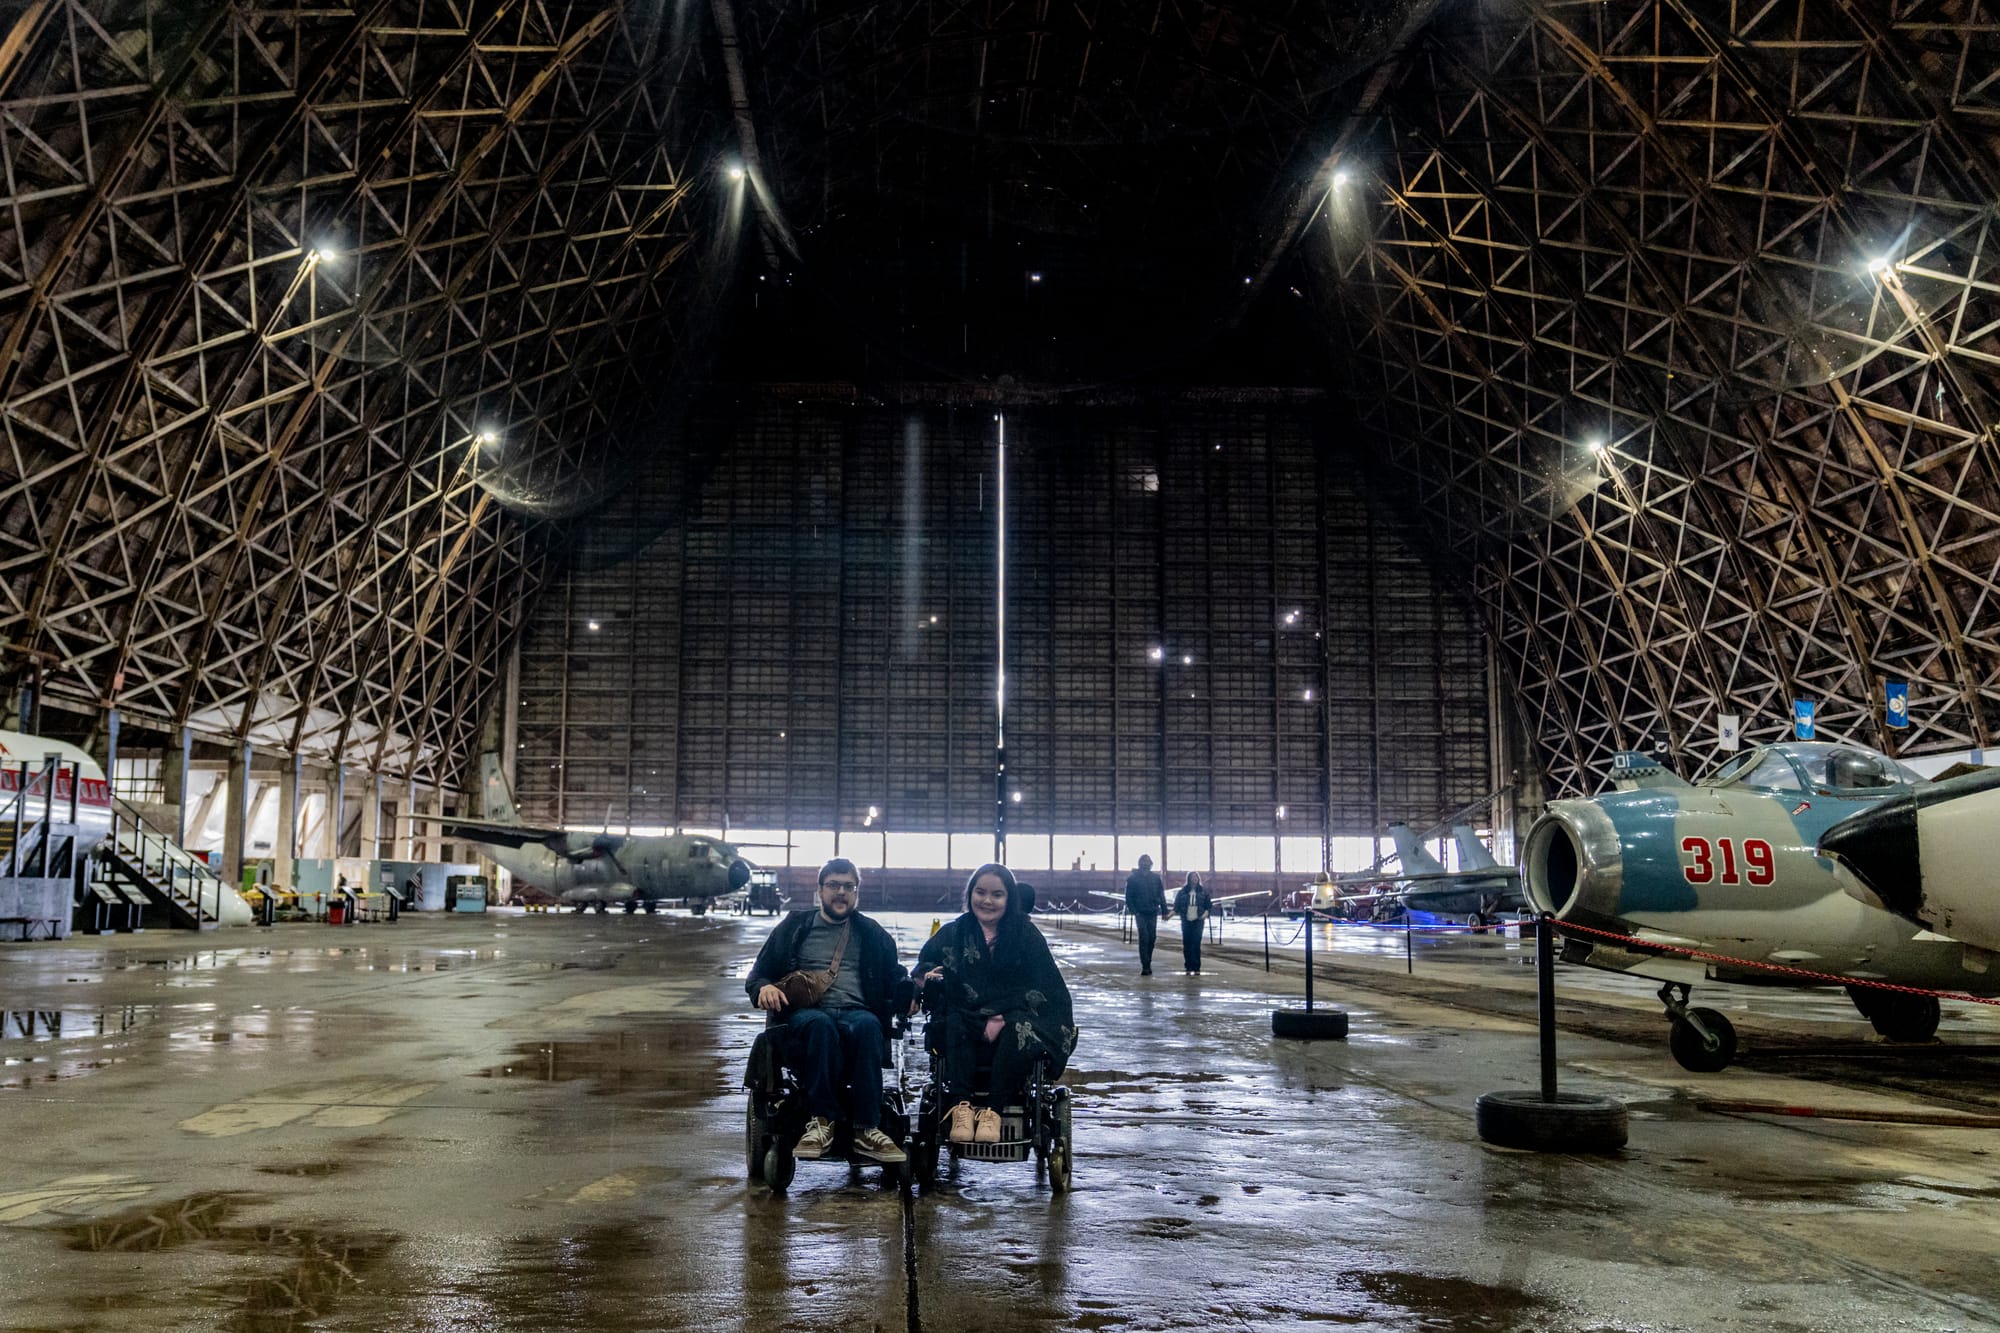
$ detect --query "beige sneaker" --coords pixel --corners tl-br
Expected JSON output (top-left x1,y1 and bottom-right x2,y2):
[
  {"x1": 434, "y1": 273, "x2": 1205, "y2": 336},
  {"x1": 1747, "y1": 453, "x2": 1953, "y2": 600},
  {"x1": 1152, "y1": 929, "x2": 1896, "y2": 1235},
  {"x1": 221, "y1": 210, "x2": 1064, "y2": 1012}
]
[
  {"x1": 973, "y1": 1107, "x2": 1002, "y2": 1144},
  {"x1": 851, "y1": 1126, "x2": 906, "y2": 1164},
  {"x1": 795, "y1": 1117, "x2": 834, "y2": 1159},
  {"x1": 947, "y1": 1101, "x2": 976, "y2": 1144}
]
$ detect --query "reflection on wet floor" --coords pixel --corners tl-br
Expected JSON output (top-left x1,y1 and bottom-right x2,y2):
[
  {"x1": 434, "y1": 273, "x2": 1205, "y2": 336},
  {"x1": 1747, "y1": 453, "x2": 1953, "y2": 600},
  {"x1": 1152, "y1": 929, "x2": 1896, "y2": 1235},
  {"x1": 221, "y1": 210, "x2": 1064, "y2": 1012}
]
[
  {"x1": 1, "y1": 1005, "x2": 155, "y2": 1039},
  {"x1": 478, "y1": 1022, "x2": 731, "y2": 1108},
  {"x1": 61, "y1": 1192, "x2": 395, "y2": 1331}
]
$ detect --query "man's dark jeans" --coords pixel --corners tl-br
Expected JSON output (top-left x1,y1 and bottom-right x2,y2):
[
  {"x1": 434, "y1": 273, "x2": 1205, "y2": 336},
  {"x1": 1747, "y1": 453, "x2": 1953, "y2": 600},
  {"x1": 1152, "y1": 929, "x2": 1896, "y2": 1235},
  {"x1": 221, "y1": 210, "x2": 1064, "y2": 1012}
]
[
  {"x1": 1135, "y1": 914, "x2": 1158, "y2": 973},
  {"x1": 784, "y1": 1006, "x2": 886, "y2": 1129}
]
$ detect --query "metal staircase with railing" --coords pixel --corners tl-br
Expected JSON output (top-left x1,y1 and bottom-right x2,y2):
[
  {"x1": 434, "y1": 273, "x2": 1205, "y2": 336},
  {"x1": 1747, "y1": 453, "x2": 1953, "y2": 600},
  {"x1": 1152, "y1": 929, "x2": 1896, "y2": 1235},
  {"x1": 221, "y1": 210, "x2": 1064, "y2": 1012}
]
[{"x1": 94, "y1": 800, "x2": 228, "y2": 930}]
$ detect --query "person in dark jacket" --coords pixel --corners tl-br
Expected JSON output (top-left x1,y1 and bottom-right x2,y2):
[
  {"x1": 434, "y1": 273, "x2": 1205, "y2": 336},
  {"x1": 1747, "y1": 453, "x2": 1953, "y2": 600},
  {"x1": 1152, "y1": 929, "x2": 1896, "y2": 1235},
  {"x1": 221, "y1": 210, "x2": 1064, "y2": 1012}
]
[
  {"x1": 1123, "y1": 854, "x2": 1167, "y2": 975},
  {"x1": 745, "y1": 858, "x2": 912, "y2": 1163},
  {"x1": 916, "y1": 863, "x2": 1077, "y2": 1146},
  {"x1": 1172, "y1": 870, "x2": 1213, "y2": 975}
]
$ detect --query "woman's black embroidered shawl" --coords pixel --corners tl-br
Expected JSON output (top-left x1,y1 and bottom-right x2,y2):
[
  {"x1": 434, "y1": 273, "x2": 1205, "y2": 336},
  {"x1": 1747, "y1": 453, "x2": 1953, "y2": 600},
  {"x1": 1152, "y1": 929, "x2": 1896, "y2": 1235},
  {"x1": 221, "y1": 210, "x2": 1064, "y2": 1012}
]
[{"x1": 919, "y1": 912, "x2": 1077, "y2": 1074}]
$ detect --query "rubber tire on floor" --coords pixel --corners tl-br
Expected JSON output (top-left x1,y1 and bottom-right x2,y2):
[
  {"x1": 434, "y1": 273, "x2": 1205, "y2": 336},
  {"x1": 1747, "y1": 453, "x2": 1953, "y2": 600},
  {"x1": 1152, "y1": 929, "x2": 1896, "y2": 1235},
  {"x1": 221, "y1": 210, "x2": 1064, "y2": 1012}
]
[
  {"x1": 745, "y1": 1097, "x2": 766, "y2": 1183},
  {"x1": 1668, "y1": 1007, "x2": 1737, "y2": 1073},
  {"x1": 1272, "y1": 1008, "x2": 1349, "y2": 1040},
  {"x1": 1475, "y1": 1090, "x2": 1628, "y2": 1153},
  {"x1": 1048, "y1": 1088, "x2": 1073, "y2": 1193},
  {"x1": 1869, "y1": 994, "x2": 1941, "y2": 1043},
  {"x1": 764, "y1": 1141, "x2": 795, "y2": 1192}
]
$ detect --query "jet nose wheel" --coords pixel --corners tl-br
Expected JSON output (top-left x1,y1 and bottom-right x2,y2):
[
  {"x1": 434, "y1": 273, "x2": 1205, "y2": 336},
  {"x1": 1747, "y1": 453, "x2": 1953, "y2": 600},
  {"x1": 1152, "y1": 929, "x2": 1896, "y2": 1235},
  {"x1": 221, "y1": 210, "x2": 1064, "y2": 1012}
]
[{"x1": 1669, "y1": 1007, "x2": 1738, "y2": 1072}]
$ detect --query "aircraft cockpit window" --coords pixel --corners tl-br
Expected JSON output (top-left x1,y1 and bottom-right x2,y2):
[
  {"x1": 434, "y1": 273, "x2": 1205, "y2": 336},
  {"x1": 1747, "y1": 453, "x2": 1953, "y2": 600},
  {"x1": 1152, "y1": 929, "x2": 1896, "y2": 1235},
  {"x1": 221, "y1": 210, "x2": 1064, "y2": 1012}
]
[
  {"x1": 1731, "y1": 753, "x2": 1804, "y2": 792},
  {"x1": 1803, "y1": 748, "x2": 1909, "y2": 792},
  {"x1": 1699, "y1": 752, "x2": 1759, "y2": 787}
]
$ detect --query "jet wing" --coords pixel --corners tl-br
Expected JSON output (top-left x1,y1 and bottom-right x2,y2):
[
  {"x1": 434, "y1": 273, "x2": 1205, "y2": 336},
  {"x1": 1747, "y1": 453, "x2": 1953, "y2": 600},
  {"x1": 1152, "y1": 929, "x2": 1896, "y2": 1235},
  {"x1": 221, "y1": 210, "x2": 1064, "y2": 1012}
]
[{"x1": 431, "y1": 816, "x2": 628, "y2": 862}]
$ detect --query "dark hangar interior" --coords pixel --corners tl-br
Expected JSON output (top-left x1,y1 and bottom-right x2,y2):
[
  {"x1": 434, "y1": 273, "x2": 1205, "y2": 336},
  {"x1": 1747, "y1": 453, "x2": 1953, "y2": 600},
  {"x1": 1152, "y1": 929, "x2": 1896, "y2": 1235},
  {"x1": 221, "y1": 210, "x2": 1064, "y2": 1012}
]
[{"x1": 5, "y1": 5, "x2": 2000, "y2": 1331}]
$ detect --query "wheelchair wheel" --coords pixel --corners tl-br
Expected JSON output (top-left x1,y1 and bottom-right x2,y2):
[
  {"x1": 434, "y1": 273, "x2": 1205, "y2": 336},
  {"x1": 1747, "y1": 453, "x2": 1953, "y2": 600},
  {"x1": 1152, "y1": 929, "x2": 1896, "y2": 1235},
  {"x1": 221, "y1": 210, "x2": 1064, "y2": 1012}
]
[
  {"x1": 745, "y1": 1096, "x2": 767, "y2": 1183},
  {"x1": 764, "y1": 1140, "x2": 796, "y2": 1192},
  {"x1": 1047, "y1": 1087, "x2": 1073, "y2": 1193}
]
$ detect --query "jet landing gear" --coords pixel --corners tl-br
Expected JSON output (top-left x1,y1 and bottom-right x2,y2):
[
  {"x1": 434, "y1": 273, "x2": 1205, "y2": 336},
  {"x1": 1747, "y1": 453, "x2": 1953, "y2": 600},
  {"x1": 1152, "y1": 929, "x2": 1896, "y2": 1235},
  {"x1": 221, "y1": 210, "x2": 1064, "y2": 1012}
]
[
  {"x1": 1659, "y1": 982, "x2": 1738, "y2": 1073},
  {"x1": 1846, "y1": 985, "x2": 1941, "y2": 1043}
]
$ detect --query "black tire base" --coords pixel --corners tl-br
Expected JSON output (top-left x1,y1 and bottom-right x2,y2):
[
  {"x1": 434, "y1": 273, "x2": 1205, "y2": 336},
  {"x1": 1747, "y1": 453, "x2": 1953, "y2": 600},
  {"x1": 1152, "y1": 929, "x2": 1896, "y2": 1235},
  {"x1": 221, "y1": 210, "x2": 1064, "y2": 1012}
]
[
  {"x1": 1272, "y1": 1008, "x2": 1349, "y2": 1040},
  {"x1": 1475, "y1": 1090, "x2": 1628, "y2": 1153}
]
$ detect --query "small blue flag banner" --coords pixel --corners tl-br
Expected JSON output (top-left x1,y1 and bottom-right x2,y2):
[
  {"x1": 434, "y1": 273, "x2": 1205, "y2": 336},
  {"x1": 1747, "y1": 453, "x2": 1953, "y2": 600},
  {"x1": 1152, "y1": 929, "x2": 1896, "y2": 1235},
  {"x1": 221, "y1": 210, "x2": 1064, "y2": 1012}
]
[
  {"x1": 1885, "y1": 681, "x2": 1909, "y2": 729},
  {"x1": 1793, "y1": 699, "x2": 1816, "y2": 741}
]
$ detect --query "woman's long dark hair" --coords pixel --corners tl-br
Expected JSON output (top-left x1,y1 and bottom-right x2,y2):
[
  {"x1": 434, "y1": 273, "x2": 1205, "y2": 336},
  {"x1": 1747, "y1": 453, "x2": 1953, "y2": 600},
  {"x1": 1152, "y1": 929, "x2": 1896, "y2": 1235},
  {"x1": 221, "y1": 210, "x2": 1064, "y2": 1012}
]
[
  {"x1": 964, "y1": 862, "x2": 1023, "y2": 921},
  {"x1": 1182, "y1": 869, "x2": 1203, "y2": 888}
]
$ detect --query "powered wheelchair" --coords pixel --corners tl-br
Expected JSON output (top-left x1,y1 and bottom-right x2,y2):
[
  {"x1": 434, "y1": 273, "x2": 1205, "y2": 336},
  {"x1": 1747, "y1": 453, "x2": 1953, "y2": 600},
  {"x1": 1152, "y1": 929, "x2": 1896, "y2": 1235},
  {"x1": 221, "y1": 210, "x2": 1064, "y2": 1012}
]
[
  {"x1": 742, "y1": 1009, "x2": 913, "y2": 1193},
  {"x1": 905, "y1": 985, "x2": 1074, "y2": 1193}
]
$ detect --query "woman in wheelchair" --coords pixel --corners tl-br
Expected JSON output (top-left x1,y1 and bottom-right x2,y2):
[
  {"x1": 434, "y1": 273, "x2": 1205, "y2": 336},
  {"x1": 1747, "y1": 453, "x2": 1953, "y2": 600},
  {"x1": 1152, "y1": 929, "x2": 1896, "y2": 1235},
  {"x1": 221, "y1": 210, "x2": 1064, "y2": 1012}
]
[{"x1": 916, "y1": 863, "x2": 1077, "y2": 1146}]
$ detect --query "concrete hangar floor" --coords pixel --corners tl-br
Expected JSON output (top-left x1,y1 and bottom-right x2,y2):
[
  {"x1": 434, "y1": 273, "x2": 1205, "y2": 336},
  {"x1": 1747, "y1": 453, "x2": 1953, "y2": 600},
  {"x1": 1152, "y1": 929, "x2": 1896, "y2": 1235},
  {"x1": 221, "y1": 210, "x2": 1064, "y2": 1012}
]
[{"x1": 3, "y1": 913, "x2": 1998, "y2": 1332}]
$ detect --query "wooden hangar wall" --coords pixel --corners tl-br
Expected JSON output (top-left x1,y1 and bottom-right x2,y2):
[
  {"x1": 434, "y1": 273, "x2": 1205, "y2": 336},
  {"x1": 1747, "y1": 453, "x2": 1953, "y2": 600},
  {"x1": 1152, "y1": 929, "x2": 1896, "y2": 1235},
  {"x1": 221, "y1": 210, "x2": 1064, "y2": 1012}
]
[
  {"x1": 0, "y1": 4, "x2": 722, "y2": 788},
  {"x1": 509, "y1": 398, "x2": 1498, "y2": 854},
  {"x1": 1311, "y1": 2, "x2": 2000, "y2": 798}
]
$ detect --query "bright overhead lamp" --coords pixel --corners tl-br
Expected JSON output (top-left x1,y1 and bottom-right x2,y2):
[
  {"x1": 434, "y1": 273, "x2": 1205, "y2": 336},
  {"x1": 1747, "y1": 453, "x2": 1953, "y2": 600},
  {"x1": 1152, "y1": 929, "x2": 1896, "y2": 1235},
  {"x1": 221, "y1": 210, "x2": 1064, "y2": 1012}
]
[
  {"x1": 587, "y1": 620, "x2": 600, "y2": 631},
  {"x1": 1332, "y1": 167, "x2": 1354, "y2": 187},
  {"x1": 474, "y1": 428, "x2": 499, "y2": 445},
  {"x1": 1010, "y1": 792, "x2": 1023, "y2": 804},
  {"x1": 1866, "y1": 254, "x2": 1893, "y2": 275},
  {"x1": 308, "y1": 245, "x2": 338, "y2": 263},
  {"x1": 1587, "y1": 437, "x2": 1607, "y2": 455},
  {"x1": 725, "y1": 163, "x2": 746, "y2": 181}
]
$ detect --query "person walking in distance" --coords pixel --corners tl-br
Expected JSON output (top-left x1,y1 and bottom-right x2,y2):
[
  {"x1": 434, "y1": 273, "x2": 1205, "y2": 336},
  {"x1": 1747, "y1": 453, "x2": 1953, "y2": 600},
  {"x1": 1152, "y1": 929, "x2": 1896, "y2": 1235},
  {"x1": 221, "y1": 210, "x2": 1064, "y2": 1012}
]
[
  {"x1": 1124, "y1": 854, "x2": 1167, "y2": 976},
  {"x1": 1172, "y1": 870, "x2": 1213, "y2": 975}
]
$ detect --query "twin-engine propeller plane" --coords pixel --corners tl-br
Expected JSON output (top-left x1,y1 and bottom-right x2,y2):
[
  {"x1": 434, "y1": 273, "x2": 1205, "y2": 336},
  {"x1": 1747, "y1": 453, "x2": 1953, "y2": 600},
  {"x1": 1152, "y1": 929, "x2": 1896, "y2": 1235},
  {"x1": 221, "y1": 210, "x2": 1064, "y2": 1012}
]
[
  {"x1": 1522, "y1": 741, "x2": 2000, "y2": 1071},
  {"x1": 429, "y1": 756, "x2": 757, "y2": 915}
]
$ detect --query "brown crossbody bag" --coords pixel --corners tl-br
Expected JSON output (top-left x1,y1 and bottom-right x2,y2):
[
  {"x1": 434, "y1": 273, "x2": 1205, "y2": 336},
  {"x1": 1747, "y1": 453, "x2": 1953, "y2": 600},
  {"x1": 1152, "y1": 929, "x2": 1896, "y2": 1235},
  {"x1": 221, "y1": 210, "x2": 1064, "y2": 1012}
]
[{"x1": 777, "y1": 921, "x2": 851, "y2": 1010}]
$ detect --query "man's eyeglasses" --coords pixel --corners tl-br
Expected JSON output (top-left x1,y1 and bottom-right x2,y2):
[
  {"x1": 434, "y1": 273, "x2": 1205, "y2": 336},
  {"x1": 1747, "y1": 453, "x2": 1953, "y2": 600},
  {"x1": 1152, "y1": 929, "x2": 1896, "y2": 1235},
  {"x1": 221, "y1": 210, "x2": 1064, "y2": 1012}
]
[{"x1": 822, "y1": 881, "x2": 859, "y2": 893}]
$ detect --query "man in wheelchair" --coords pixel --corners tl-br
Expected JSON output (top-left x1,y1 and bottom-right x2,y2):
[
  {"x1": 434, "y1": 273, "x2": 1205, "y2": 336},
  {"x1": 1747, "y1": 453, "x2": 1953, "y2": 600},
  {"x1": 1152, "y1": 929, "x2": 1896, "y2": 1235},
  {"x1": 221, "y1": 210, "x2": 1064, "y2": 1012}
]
[
  {"x1": 746, "y1": 858, "x2": 913, "y2": 1164},
  {"x1": 916, "y1": 863, "x2": 1077, "y2": 1147}
]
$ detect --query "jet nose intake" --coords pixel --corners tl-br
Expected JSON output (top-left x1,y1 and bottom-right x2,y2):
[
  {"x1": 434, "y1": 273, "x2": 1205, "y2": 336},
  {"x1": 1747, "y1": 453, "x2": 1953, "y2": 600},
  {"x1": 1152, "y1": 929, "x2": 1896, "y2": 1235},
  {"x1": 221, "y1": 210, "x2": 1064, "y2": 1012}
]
[
  {"x1": 1818, "y1": 796, "x2": 1920, "y2": 920},
  {"x1": 1522, "y1": 801, "x2": 1624, "y2": 923},
  {"x1": 729, "y1": 858, "x2": 752, "y2": 890}
]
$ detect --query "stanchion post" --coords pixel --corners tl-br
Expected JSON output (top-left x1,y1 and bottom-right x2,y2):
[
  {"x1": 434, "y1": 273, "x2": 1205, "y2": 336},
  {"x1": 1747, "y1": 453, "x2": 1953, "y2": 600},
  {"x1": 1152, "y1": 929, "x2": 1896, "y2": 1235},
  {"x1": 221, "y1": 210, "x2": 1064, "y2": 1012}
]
[
  {"x1": 1263, "y1": 913, "x2": 1271, "y2": 973},
  {"x1": 1537, "y1": 912, "x2": 1557, "y2": 1102},
  {"x1": 1405, "y1": 914, "x2": 1413, "y2": 975},
  {"x1": 1304, "y1": 910, "x2": 1315, "y2": 1010}
]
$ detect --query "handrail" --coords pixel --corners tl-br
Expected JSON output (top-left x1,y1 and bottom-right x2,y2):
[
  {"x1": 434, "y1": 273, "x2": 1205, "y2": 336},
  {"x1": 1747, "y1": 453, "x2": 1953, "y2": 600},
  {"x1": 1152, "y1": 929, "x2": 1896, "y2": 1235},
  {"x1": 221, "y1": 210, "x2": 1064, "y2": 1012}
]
[{"x1": 106, "y1": 795, "x2": 224, "y2": 923}]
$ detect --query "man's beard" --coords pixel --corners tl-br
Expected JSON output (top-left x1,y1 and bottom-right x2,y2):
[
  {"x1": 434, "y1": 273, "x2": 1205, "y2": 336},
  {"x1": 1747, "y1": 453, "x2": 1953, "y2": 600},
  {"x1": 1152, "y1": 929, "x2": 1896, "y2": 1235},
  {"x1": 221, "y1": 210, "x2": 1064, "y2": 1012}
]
[{"x1": 820, "y1": 898, "x2": 855, "y2": 921}]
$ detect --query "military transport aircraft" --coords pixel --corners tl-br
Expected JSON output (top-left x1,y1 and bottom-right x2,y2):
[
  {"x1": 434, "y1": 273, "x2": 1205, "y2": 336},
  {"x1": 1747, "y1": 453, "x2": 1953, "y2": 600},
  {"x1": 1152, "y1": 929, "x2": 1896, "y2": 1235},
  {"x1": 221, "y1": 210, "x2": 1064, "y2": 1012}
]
[
  {"x1": 432, "y1": 756, "x2": 756, "y2": 914},
  {"x1": 1820, "y1": 764, "x2": 2000, "y2": 964},
  {"x1": 1521, "y1": 742, "x2": 2000, "y2": 1071}
]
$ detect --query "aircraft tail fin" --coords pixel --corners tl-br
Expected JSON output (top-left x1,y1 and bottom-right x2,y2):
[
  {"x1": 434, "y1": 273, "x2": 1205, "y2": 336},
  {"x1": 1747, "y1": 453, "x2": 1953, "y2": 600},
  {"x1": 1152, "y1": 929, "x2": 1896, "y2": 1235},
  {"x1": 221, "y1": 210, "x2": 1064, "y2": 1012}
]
[
  {"x1": 1609, "y1": 750, "x2": 1691, "y2": 791},
  {"x1": 1451, "y1": 826, "x2": 1500, "y2": 871},
  {"x1": 1388, "y1": 823, "x2": 1449, "y2": 876},
  {"x1": 480, "y1": 753, "x2": 521, "y2": 824}
]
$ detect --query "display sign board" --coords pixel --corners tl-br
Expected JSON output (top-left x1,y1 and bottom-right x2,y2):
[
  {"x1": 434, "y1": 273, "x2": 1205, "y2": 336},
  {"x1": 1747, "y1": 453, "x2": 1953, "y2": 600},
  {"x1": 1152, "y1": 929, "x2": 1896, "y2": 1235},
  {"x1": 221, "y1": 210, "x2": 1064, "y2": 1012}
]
[
  {"x1": 1717, "y1": 714, "x2": 1741, "y2": 751},
  {"x1": 1793, "y1": 700, "x2": 1816, "y2": 741}
]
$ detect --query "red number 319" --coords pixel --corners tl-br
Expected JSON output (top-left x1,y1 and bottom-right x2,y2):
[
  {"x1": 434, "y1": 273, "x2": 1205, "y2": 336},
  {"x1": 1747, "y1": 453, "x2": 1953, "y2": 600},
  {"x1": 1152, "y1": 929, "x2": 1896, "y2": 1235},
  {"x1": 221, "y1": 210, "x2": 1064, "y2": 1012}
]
[{"x1": 1681, "y1": 836, "x2": 1775, "y2": 886}]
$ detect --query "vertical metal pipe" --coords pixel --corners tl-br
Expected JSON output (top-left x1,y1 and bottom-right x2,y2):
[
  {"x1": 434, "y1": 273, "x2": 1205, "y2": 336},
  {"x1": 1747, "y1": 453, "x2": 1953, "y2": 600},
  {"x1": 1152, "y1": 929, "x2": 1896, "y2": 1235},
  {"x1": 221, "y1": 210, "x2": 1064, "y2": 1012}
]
[
  {"x1": 994, "y1": 412, "x2": 1007, "y2": 863},
  {"x1": 1303, "y1": 908, "x2": 1315, "y2": 1010},
  {"x1": 1537, "y1": 913, "x2": 1558, "y2": 1102}
]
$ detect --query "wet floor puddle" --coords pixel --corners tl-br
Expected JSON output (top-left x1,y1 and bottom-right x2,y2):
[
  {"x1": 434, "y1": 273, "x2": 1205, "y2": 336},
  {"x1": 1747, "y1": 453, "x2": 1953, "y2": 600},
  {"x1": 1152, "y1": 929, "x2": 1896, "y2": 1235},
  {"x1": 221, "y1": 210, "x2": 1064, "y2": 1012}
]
[
  {"x1": 2, "y1": 1006, "x2": 157, "y2": 1040},
  {"x1": 1340, "y1": 1270, "x2": 1551, "y2": 1330},
  {"x1": 477, "y1": 1021, "x2": 729, "y2": 1108},
  {"x1": 58, "y1": 1191, "x2": 393, "y2": 1330}
]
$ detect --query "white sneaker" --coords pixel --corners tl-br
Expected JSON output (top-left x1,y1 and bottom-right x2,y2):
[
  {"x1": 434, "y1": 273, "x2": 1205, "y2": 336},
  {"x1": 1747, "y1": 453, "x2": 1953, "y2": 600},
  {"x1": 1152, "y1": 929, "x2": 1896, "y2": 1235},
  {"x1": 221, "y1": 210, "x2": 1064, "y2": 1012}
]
[
  {"x1": 851, "y1": 1126, "x2": 907, "y2": 1163},
  {"x1": 973, "y1": 1108, "x2": 1002, "y2": 1144},
  {"x1": 795, "y1": 1117, "x2": 834, "y2": 1159},
  {"x1": 947, "y1": 1101, "x2": 976, "y2": 1144}
]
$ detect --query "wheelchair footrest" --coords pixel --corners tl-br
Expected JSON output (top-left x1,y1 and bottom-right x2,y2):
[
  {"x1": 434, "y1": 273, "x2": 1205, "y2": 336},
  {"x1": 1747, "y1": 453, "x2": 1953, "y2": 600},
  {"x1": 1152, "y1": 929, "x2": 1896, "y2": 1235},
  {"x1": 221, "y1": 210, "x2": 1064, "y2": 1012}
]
[
  {"x1": 946, "y1": 1108, "x2": 1033, "y2": 1161},
  {"x1": 950, "y1": 1139, "x2": 1033, "y2": 1163}
]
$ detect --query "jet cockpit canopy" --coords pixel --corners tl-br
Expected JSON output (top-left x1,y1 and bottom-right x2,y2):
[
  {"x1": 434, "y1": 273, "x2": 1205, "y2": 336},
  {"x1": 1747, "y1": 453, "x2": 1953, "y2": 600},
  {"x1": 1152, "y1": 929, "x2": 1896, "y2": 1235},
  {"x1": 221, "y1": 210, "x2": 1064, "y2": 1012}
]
[{"x1": 1696, "y1": 742, "x2": 1920, "y2": 795}]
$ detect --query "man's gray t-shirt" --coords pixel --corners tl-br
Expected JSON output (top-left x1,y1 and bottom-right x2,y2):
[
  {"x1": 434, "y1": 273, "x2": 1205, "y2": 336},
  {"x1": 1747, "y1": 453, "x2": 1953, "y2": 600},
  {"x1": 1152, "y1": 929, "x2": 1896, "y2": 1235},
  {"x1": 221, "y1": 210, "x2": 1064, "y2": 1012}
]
[{"x1": 796, "y1": 914, "x2": 867, "y2": 1011}]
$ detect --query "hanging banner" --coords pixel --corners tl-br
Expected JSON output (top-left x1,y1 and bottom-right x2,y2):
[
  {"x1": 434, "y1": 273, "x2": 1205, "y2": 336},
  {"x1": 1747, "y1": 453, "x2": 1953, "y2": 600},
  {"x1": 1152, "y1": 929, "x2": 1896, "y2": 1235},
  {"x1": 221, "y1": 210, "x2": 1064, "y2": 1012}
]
[
  {"x1": 1793, "y1": 700, "x2": 1816, "y2": 741},
  {"x1": 1717, "y1": 714, "x2": 1741, "y2": 751},
  {"x1": 1885, "y1": 681, "x2": 1909, "y2": 730}
]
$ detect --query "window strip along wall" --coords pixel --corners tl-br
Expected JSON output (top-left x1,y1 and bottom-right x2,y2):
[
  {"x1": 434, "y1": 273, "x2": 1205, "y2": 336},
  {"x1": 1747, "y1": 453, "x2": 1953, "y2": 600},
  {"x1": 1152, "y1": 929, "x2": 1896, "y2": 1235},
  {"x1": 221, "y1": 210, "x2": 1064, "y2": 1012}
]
[{"x1": 513, "y1": 400, "x2": 1494, "y2": 869}]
